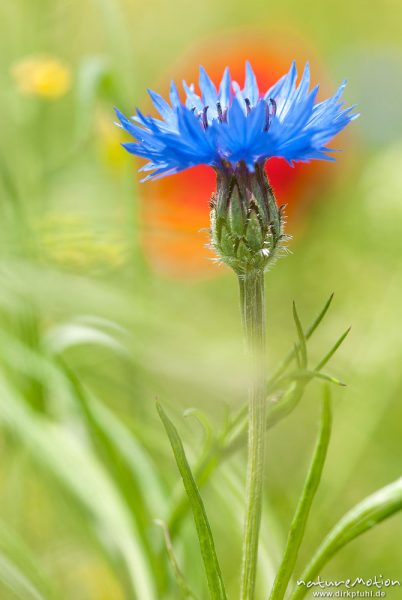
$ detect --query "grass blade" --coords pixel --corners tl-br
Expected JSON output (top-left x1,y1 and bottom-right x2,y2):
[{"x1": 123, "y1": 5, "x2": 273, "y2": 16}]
[
  {"x1": 0, "y1": 555, "x2": 46, "y2": 600},
  {"x1": 0, "y1": 522, "x2": 54, "y2": 600},
  {"x1": 268, "y1": 386, "x2": 332, "y2": 600},
  {"x1": 0, "y1": 374, "x2": 157, "y2": 600},
  {"x1": 289, "y1": 477, "x2": 402, "y2": 600},
  {"x1": 157, "y1": 403, "x2": 227, "y2": 600}
]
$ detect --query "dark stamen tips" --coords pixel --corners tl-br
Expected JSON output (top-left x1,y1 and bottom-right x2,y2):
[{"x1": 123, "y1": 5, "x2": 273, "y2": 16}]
[
  {"x1": 217, "y1": 101, "x2": 228, "y2": 123},
  {"x1": 263, "y1": 97, "x2": 277, "y2": 132},
  {"x1": 201, "y1": 106, "x2": 209, "y2": 129}
]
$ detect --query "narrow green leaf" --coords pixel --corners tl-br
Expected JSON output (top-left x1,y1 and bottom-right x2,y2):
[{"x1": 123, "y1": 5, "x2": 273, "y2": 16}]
[
  {"x1": 266, "y1": 382, "x2": 306, "y2": 430},
  {"x1": 232, "y1": 295, "x2": 336, "y2": 440},
  {"x1": 62, "y1": 362, "x2": 166, "y2": 516},
  {"x1": 275, "y1": 370, "x2": 346, "y2": 388},
  {"x1": 154, "y1": 520, "x2": 200, "y2": 600},
  {"x1": 222, "y1": 383, "x2": 307, "y2": 459},
  {"x1": 289, "y1": 477, "x2": 402, "y2": 600},
  {"x1": 167, "y1": 410, "x2": 215, "y2": 540},
  {"x1": 295, "y1": 343, "x2": 303, "y2": 369},
  {"x1": 269, "y1": 386, "x2": 332, "y2": 600},
  {"x1": 0, "y1": 522, "x2": 54, "y2": 600},
  {"x1": 165, "y1": 301, "x2": 341, "y2": 540},
  {"x1": 270, "y1": 294, "x2": 334, "y2": 384},
  {"x1": 0, "y1": 375, "x2": 157, "y2": 600},
  {"x1": 292, "y1": 302, "x2": 307, "y2": 369},
  {"x1": 305, "y1": 293, "x2": 335, "y2": 339},
  {"x1": 183, "y1": 408, "x2": 213, "y2": 452},
  {"x1": 314, "y1": 326, "x2": 351, "y2": 372},
  {"x1": 74, "y1": 56, "x2": 110, "y2": 143},
  {"x1": 60, "y1": 363, "x2": 168, "y2": 592},
  {"x1": 312, "y1": 371, "x2": 347, "y2": 387},
  {"x1": 0, "y1": 555, "x2": 46, "y2": 600},
  {"x1": 157, "y1": 403, "x2": 227, "y2": 600}
]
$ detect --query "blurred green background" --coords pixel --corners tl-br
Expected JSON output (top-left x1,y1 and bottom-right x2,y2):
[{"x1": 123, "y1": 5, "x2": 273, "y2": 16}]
[{"x1": 0, "y1": 1, "x2": 402, "y2": 599}]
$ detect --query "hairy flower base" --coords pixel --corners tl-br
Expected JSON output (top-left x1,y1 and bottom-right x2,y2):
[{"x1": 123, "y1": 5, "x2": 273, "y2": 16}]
[{"x1": 209, "y1": 162, "x2": 288, "y2": 275}]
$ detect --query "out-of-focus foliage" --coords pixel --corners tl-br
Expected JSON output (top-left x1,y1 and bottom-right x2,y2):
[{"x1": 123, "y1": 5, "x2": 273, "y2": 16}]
[{"x1": 0, "y1": 0, "x2": 401, "y2": 598}]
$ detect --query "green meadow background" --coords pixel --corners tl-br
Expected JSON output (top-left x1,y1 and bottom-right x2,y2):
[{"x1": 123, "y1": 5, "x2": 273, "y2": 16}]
[{"x1": 0, "y1": 0, "x2": 402, "y2": 599}]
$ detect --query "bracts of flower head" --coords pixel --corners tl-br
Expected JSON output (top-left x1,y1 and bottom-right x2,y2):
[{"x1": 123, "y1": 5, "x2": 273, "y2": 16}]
[{"x1": 209, "y1": 160, "x2": 289, "y2": 276}]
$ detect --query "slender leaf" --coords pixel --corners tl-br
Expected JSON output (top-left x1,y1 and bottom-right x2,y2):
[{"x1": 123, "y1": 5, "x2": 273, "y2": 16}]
[
  {"x1": 75, "y1": 56, "x2": 110, "y2": 143},
  {"x1": 292, "y1": 302, "x2": 307, "y2": 368},
  {"x1": 314, "y1": 326, "x2": 351, "y2": 372},
  {"x1": 223, "y1": 383, "x2": 307, "y2": 458},
  {"x1": 0, "y1": 522, "x2": 54, "y2": 600},
  {"x1": 289, "y1": 477, "x2": 402, "y2": 600},
  {"x1": 0, "y1": 556, "x2": 45, "y2": 600},
  {"x1": 270, "y1": 294, "x2": 334, "y2": 383},
  {"x1": 269, "y1": 386, "x2": 332, "y2": 600},
  {"x1": 167, "y1": 297, "x2": 346, "y2": 540},
  {"x1": 266, "y1": 383, "x2": 306, "y2": 430},
  {"x1": 232, "y1": 295, "x2": 336, "y2": 439},
  {"x1": 183, "y1": 408, "x2": 214, "y2": 453},
  {"x1": 155, "y1": 520, "x2": 200, "y2": 600},
  {"x1": 312, "y1": 371, "x2": 346, "y2": 387},
  {"x1": 0, "y1": 374, "x2": 157, "y2": 600},
  {"x1": 62, "y1": 362, "x2": 166, "y2": 516},
  {"x1": 275, "y1": 370, "x2": 346, "y2": 388},
  {"x1": 304, "y1": 294, "x2": 335, "y2": 339},
  {"x1": 157, "y1": 403, "x2": 227, "y2": 600},
  {"x1": 293, "y1": 343, "x2": 302, "y2": 370}
]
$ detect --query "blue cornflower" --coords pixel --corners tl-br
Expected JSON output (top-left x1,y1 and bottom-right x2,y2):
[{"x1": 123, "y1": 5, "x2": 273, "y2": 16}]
[
  {"x1": 116, "y1": 62, "x2": 357, "y2": 274},
  {"x1": 116, "y1": 61, "x2": 357, "y2": 180}
]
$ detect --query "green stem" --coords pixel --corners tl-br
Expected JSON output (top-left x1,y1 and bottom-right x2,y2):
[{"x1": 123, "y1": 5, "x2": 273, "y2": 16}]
[{"x1": 239, "y1": 269, "x2": 267, "y2": 600}]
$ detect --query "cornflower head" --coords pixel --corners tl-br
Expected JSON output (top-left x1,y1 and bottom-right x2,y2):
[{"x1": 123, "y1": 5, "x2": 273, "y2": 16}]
[{"x1": 116, "y1": 61, "x2": 357, "y2": 274}]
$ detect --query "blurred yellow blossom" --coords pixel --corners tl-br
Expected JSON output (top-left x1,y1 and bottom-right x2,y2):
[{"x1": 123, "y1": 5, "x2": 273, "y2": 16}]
[{"x1": 11, "y1": 54, "x2": 72, "y2": 99}]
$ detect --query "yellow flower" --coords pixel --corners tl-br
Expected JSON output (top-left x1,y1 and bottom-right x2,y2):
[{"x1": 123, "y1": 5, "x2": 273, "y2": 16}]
[{"x1": 11, "y1": 55, "x2": 72, "y2": 99}]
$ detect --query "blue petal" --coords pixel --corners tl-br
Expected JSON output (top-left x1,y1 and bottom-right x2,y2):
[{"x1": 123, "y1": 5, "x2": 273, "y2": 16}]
[
  {"x1": 276, "y1": 61, "x2": 298, "y2": 118},
  {"x1": 169, "y1": 81, "x2": 181, "y2": 107},
  {"x1": 292, "y1": 62, "x2": 311, "y2": 105},
  {"x1": 199, "y1": 66, "x2": 218, "y2": 107},
  {"x1": 244, "y1": 61, "x2": 259, "y2": 106},
  {"x1": 265, "y1": 60, "x2": 296, "y2": 102},
  {"x1": 147, "y1": 88, "x2": 173, "y2": 121},
  {"x1": 218, "y1": 67, "x2": 231, "y2": 109},
  {"x1": 232, "y1": 81, "x2": 247, "y2": 114},
  {"x1": 183, "y1": 81, "x2": 203, "y2": 112}
]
